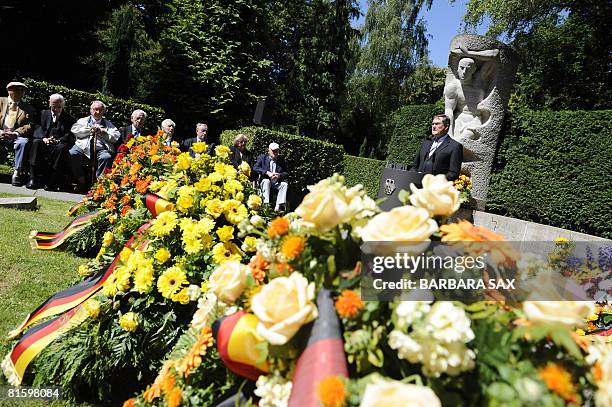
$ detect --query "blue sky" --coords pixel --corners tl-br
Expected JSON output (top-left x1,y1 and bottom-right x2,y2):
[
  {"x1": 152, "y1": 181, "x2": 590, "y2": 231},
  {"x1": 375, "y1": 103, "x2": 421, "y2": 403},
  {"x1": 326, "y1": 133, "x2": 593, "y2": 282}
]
[{"x1": 354, "y1": 0, "x2": 489, "y2": 67}]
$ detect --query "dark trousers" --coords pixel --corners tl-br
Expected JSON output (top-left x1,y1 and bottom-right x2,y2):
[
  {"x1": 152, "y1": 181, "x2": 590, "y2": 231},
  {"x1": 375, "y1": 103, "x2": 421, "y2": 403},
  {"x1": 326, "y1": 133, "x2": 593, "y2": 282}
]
[{"x1": 29, "y1": 139, "x2": 72, "y2": 184}]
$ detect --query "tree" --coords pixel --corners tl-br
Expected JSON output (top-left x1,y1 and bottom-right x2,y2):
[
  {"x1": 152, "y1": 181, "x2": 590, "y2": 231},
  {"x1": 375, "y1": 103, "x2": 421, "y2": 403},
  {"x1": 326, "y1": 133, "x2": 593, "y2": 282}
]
[
  {"x1": 100, "y1": 5, "x2": 137, "y2": 98},
  {"x1": 463, "y1": 0, "x2": 611, "y2": 110}
]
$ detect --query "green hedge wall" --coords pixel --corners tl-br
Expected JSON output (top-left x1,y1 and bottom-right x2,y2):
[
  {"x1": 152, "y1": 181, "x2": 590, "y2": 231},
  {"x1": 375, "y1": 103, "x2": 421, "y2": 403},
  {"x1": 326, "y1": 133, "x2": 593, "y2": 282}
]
[
  {"x1": 22, "y1": 79, "x2": 165, "y2": 133},
  {"x1": 384, "y1": 103, "x2": 441, "y2": 164},
  {"x1": 221, "y1": 127, "x2": 345, "y2": 205},
  {"x1": 488, "y1": 109, "x2": 612, "y2": 239},
  {"x1": 342, "y1": 155, "x2": 385, "y2": 198}
]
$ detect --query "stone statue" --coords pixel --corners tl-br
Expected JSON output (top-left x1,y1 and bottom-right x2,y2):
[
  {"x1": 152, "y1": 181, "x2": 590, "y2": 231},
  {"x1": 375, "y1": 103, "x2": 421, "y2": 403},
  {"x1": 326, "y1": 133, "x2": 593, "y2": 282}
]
[{"x1": 443, "y1": 35, "x2": 519, "y2": 208}]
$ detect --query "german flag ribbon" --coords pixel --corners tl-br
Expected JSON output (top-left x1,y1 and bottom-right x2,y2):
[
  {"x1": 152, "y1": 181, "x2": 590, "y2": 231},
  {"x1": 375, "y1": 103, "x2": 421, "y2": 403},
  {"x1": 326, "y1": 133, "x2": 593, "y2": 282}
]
[
  {"x1": 30, "y1": 211, "x2": 100, "y2": 250},
  {"x1": 146, "y1": 193, "x2": 175, "y2": 218},
  {"x1": 3, "y1": 194, "x2": 173, "y2": 384},
  {"x1": 287, "y1": 289, "x2": 348, "y2": 407},
  {"x1": 212, "y1": 311, "x2": 269, "y2": 381}
]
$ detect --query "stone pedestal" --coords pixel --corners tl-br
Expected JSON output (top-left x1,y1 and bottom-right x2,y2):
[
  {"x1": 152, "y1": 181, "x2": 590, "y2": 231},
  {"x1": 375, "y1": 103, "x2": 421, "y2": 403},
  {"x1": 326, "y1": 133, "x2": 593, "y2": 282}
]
[{"x1": 0, "y1": 196, "x2": 37, "y2": 210}]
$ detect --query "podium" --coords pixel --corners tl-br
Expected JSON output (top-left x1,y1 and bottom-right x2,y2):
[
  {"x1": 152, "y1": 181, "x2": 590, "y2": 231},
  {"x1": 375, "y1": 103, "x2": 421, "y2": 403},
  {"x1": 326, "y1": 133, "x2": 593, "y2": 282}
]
[{"x1": 376, "y1": 165, "x2": 424, "y2": 211}]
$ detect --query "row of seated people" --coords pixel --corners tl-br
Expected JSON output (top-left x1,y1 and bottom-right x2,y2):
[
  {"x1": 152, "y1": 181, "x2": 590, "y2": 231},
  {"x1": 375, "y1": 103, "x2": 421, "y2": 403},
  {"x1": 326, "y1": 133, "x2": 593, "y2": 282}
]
[
  {"x1": 0, "y1": 82, "x2": 215, "y2": 192},
  {"x1": 1, "y1": 81, "x2": 290, "y2": 212}
]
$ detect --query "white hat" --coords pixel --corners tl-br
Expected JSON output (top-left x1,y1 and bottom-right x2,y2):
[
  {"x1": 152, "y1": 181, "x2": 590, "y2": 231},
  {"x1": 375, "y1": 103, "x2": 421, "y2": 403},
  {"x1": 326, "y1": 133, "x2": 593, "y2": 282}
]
[
  {"x1": 6, "y1": 81, "x2": 27, "y2": 90},
  {"x1": 269, "y1": 142, "x2": 280, "y2": 150}
]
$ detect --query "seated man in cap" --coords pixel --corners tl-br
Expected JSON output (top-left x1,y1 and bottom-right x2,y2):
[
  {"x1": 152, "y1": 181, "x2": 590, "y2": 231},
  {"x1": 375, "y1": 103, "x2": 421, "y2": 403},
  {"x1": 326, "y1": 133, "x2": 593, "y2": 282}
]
[
  {"x1": 253, "y1": 142, "x2": 289, "y2": 214},
  {"x1": 0, "y1": 81, "x2": 36, "y2": 186}
]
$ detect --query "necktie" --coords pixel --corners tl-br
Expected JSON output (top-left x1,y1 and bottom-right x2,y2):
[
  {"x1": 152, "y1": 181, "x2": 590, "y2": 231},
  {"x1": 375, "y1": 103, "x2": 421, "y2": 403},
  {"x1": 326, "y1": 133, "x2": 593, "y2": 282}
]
[
  {"x1": 428, "y1": 138, "x2": 441, "y2": 157},
  {"x1": 5, "y1": 101, "x2": 17, "y2": 129},
  {"x1": 52, "y1": 114, "x2": 57, "y2": 123}
]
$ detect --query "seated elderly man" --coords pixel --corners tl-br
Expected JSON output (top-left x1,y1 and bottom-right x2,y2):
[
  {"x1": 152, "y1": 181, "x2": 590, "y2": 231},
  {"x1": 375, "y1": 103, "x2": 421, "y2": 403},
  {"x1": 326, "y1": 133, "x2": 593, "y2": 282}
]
[
  {"x1": 69, "y1": 100, "x2": 120, "y2": 191},
  {"x1": 253, "y1": 142, "x2": 289, "y2": 214},
  {"x1": 0, "y1": 81, "x2": 36, "y2": 186},
  {"x1": 161, "y1": 119, "x2": 176, "y2": 147},
  {"x1": 117, "y1": 109, "x2": 147, "y2": 148},
  {"x1": 28, "y1": 93, "x2": 75, "y2": 190},
  {"x1": 181, "y1": 122, "x2": 215, "y2": 157}
]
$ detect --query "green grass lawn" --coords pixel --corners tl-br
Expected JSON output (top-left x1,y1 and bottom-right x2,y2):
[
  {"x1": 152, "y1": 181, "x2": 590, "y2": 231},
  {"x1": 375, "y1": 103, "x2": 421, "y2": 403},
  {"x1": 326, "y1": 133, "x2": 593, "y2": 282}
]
[{"x1": 0, "y1": 194, "x2": 91, "y2": 406}]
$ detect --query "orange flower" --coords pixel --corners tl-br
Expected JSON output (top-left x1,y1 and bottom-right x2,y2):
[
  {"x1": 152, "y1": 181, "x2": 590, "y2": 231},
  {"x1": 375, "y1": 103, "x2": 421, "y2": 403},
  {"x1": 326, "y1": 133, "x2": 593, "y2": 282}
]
[
  {"x1": 268, "y1": 217, "x2": 290, "y2": 238},
  {"x1": 538, "y1": 363, "x2": 578, "y2": 404},
  {"x1": 161, "y1": 371, "x2": 176, "y2": 395},
  {"x1": 335, "y1": 290, "x2": 363, "y2": 319},
  {"x1": 120, "y1": 174, "x2": 130, "y2": 187},
  {"x1": 121, "y1": 205, "x2": 132, "y2": 217},
  {"x1": 135, "y1": 179, "x2": 150, "y2": 193},
  {"x1": 273, "y1": 262, "x2": 294, "y2": 276},
  {"x1": 176, "y1": 327, "x2": 214, "y2": 377},
  {"x1": 129, "y1": 162, "x2": 142, "y2": 176},
  {"x1": 439, "y1": 220, "x2": 518, "y2": 267},
  {"x1": 121, "y1": 195, "x2": 131, "y2": 205},
  {"x1": 166, "y1": 387, "x2": 182, "y2": 407},
  {"x1": 143, "y1": 383, "x2": 160, "y2": 402},
  {"x1": 317, "y1": 375, "x2": 347, "y2": 407},
  {"x1": 281, "y1": 235, "x2": 306, "y2": 260},
  {"x1": 122, "y1": 398, "x2": 135, "y2": 407},
  {"x1": 593, "y1": 361, "x2": 603, "y2": 382}
]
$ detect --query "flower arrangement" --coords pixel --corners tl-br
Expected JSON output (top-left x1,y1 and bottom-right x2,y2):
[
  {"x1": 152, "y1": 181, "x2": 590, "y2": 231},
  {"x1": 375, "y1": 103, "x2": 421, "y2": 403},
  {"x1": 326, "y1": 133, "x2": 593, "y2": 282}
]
[
  {"x1": 453, "y1": 173, "x2": 473, "y2": 205},
  {"x1": 116, "y1": 174, "x2": 607, "y2": 407}
]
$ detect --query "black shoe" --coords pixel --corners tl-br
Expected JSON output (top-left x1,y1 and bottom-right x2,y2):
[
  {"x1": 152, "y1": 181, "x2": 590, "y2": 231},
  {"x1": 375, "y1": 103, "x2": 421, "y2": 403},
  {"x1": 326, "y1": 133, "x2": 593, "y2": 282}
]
[
  {"x1": 11, "y1": 171, "x2": 23, "y2": 186},
  {"x1": 44, "y1": 184, "x2": 59, "y2": 192},
  {"x1": 26, "y1": 179, "x2": 40, "y2": 190}
]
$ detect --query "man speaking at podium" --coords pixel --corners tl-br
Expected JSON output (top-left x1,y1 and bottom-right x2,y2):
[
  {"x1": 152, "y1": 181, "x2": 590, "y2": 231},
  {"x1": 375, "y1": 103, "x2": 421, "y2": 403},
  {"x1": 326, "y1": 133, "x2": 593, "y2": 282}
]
[{"x1": 411, "y1": 114, "x2": 462, "y2": 181}]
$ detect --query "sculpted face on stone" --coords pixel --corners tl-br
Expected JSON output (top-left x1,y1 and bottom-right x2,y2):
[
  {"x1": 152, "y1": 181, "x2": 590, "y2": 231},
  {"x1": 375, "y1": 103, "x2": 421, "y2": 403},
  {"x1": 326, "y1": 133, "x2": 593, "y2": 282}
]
[{"x1": 457, "y1": 58, "x2": 476, "y2": 81}]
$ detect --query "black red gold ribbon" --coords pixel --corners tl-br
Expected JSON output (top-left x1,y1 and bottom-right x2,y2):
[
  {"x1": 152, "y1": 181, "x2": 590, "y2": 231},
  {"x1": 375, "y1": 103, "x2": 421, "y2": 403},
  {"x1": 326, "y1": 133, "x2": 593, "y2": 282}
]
[{"x1": 30, "y1": 211, "x2": 99, "y2": 250}]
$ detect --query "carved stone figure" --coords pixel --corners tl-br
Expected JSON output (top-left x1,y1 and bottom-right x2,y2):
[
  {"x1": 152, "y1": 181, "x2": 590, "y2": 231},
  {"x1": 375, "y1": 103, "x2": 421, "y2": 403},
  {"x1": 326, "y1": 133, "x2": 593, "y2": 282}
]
[{"x1": 444, "y1": 35, "x2": 519, "y2": 207}]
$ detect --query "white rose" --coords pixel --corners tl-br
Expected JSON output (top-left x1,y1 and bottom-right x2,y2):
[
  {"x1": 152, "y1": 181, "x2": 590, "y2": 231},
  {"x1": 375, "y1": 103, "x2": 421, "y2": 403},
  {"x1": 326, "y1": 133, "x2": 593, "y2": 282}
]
[
  {"x1": 409, "y1": 174, "x2": 460, "y2": 217},
  {"x1": 360, "y1": 380, "x2": 441, "y2": 407},
  {"x1": 251, "y1": 272, "x2": 318, "y2": 345},
  {"x1": 523, "y1": 301, "x2": 595, "y2": 329},
  {"x1": 208, "y1": 261, "x2": 248, "y2": 304},
  {"x1": 295, "y1": 182, "x2": 353, "y2": 232}
]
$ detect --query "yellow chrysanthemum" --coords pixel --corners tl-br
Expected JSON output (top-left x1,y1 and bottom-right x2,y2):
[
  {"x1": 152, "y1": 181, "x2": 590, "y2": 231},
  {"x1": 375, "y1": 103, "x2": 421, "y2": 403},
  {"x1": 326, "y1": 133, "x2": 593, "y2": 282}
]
[
  {"x1": 247, "y1": 194, "x2": 262, "y2": 210},
  {"x1": 115, "y1": 265, "x2": 132, "y2": 291},
  {"x1": 120, "y1": 247, "x2": 134, "y2": 262},
  {"x1": 208, "y1": 171, "x2": 223, "y2": 183},
  {"x1": 224, "y1": 179, "x2": 244, "y2": 195},
  {"x1": 150, "y1": 211, "x2": 179, "y2": 237},
  {"x1": 157, "y1": 179, "x2": 178, "y2": 199},
  {"x1": 175, "y1": 153, "x2": 192, "y2": 171},
  {"x1": 239, "y1": 161, "x2": 251, "y2": 177},
  {"x1": 205, "y1": 198, "x2": 225, "y2": 218},
  {"x1": 224, "y1": 200, "x2": 248, "y2": 224},
  {"x1": 155, "y1": 247, "x2": 171, "y2": 264},
  {"x1": 84, "y1": 298, "x2": 101, "y2": 319},
  {"x1": 183, "y1": 235, "x2": 203, "y2": 254},
  {"x1": 102, "y1": 231, "x2": 114, "y2": 247},
  {"x1": 281, "y1": 235, "x2": 306, "y2": 260},
  {"x1": 242, "y1": 236, "x2": 258, "y2": 252},
  {"x1": 95, "y1": 247, "x2": 106, "y2": 261},
  {"x1": 212, "y1": 242, "x2": 242, "y2": 264},
  {"x1": 102, "y1": 267, "x2": 130, "y2": 297},
  {"x1": 119, "y1": 312, "x2": 139, "y2": 332},
  {"x1": 197, "y1": 217, "x2": 215, "y2": 234},
  {"x1": 78, "y1": 264, "x2": 92, "y2": 277},
  {"x1": 157, "y1": 266, "x2": 188, "y2": 299},
  {"x1": 214, "y1": 162, "x2": 237, "y2": 179},
  {"x1": 194, "y1": 177, "x2": 212, "y2": 192},
  {"x1": 216, "y1": 225, "x2": 235, "y2": 243},
  {"x1": 134, "y1": 262, "x2": 155, "y2": 293},
  {"x1": 215, "y1": 145, "x2": 231, "y2": 158},
  {"x1": 176, "y1": 195, "x2": 194, "y2": 211},
  {"x1": 191, "y1": 142, "x2": 207, "y2": 154}
]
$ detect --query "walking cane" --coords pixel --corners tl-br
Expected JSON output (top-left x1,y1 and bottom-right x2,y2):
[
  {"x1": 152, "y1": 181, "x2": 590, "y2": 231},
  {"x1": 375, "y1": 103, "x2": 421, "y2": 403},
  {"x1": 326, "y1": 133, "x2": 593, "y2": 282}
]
[{"x1": 90, "y1": 127, "x2": 98, "y2": 186}]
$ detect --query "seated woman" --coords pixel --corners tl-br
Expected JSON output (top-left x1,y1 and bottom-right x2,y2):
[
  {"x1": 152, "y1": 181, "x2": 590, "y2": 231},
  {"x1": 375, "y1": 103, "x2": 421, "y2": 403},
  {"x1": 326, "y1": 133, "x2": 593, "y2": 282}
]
[{"x1": 229, "y1": 133, "x2": 254, "y2": 172}]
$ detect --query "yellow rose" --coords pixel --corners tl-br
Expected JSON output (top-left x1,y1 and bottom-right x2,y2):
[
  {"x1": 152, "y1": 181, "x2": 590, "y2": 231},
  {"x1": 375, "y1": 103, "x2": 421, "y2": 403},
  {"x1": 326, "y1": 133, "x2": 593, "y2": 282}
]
[
  {"x1": 523, "y1": 301, "x2": 595, "y2": 329},
  {"x1": 205, "y1": 198, "x2": 225, "y2": 218},
  {"x1": 251, "y1": 272, "x2": 318, "y2": 345},
  {"x1": 295, "y1": 182, "x2": 354, "y2": 232},
  {"x1": 216, "y1": 225, "x2": 235, "y2": 243},
  {"x1": 119, "y1": 312, "x2": 139, "y2": 332},
  {"x1": 239, "y1": 161, "x2": 251, "y2": 177},
  {"x1": 175, "y1": 153, "x2": 192, "y2": 171},
  {"x1": 409, "y1": 174, "x2": 460, "y2": 217},
  {"x1": 208, "y1": 261, "x2": 248, "y2": 304},
  {"x1": 360, "y1": 206, "x2": 438, "y2": 242},
  {"x1": 191, "y1": 141, "x2": 207, "y2": 154},
  {"x1": 360, "y1": 380, "x2": 441, "y2": 407},
  {"x1": 242, "y1": 236, "x2": 258, "y2": 252}
]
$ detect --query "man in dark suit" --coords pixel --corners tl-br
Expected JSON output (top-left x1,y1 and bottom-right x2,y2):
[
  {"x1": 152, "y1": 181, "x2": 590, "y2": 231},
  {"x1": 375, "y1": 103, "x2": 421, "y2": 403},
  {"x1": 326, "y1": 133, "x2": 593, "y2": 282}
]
[
  {"x1": 0, "y1": 81, "x2": 36, "y2": 186},
  {"x1": 411, "y1": 114, "x2": 463, "y2": 181},
  {"x1": 253, "y1": 142, "x2": 289, "y2": 214},
  {"x1": 27, "y1": 94, "x2": 75, "y2": 190},
  {"x1": 182, "y1": 122, "x2": 215, "y2": 157},
  {"x1": 117, "y1": 109, "x2": 147, "y2": 148}
]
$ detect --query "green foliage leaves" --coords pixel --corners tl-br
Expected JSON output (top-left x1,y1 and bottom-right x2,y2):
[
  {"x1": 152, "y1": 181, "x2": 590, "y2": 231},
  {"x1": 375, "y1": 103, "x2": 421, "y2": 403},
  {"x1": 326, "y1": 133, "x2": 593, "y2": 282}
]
[
  {"x1": 384, "y1": 103, "x2": 441, "y2": 163},
  {"x1": 488, "y1": 109, "x2": 612, "y2": 238},
  {"x1": 342, "y1": 155, "x2": 385, "y2": 197}
]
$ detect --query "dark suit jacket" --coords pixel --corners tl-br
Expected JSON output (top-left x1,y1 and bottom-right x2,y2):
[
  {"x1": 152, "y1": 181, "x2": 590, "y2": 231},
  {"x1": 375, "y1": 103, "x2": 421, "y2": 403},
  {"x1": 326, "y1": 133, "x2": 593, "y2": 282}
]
[
  {"x1": 229, "y1": 145, "x2": 254, "y2": 169},
  {"x1": 181, "y1": 137, "x2": 216, "y2": 156},
  {"x1": 253, "y1": 153, "x2": 288, "y2": 183},
  {"x1": 33, "y1": 110, "x2": 75, "y2": 144},
  {"x1": 411, "y1": 135, "x2": 463, "y2": 181},
  {"x1": 0, "y1": 97, "x2": 36, "y2": 137},
  {"x1": 117, "y1": 125, "x2": 146, "y2": 147}
]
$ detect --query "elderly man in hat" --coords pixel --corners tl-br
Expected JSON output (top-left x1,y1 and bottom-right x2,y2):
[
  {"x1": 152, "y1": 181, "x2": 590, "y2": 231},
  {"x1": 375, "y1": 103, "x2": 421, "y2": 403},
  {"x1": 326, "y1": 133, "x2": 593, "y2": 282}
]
[
  {"x1": 253, "y1": 142, "x2": 289, "y2": 214},
  {"x1": 0, "y1": 81, "x2": 36, "y2": 186}
]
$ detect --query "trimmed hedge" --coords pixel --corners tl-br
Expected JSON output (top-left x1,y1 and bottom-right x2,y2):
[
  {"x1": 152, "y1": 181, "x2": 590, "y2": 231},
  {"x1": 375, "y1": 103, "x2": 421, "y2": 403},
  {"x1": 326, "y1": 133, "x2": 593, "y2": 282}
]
[
  {"x1": 22, "y1": 79, "x2": 165, "y2": 132},
  {"x1": 343, "y1": 155, "x2": 385, "y2": 198},
  {"x1": 221, "y1": 127, "x2": 345, "y2": 204},
  {"x1": 384, "y1": 103, "x2": 442, "y2": 164},
  {"x1": 488, "y1": 109, "x2": 612, "y2": 239}
]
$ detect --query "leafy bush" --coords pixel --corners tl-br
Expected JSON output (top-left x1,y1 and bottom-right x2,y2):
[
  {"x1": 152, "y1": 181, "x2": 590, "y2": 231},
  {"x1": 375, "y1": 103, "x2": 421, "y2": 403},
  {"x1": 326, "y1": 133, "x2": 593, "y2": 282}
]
[
  {"x1": 22, "y1": 78, "x2": 165, "y2": 132},
  {"x1": 343, "y1": 155, "x2": 385, "y2": 198},
  {"x1": 488, "y1": 109, "x2": 612, "y2": 238},
  {"x1": 221, "y1": 126, "x2": 345, "y2": 205},
  {"x1": 384, "y1": 103, "x2": 441, "y2": 164}
]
